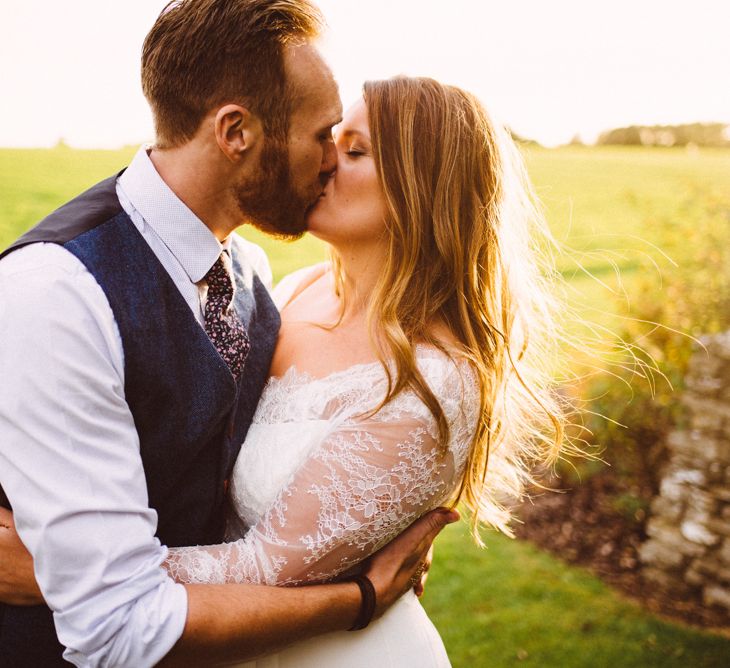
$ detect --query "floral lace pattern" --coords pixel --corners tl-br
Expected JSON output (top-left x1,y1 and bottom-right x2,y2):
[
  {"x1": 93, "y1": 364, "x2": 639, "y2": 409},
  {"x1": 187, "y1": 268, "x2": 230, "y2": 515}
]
[{"x1": 163, "y1": 351, "x2": 479, "y2": 586}]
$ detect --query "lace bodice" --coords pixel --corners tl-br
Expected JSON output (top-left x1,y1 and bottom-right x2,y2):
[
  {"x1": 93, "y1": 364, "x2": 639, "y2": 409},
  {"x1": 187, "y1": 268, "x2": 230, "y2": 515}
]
[{"x1": 163, "y1": 348, "x2": 479, "y2": 587}]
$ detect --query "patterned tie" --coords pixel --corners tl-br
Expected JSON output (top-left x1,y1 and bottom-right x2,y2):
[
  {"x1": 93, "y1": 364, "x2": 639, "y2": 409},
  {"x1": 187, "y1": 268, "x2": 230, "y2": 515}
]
[{"x1": 203, "y1": 253, "x2": 250, "y2": 381}]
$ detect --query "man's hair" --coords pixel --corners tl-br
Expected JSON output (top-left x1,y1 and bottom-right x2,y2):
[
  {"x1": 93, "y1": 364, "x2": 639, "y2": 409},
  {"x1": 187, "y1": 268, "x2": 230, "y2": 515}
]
[{"x1": 142, "y1": 0, "x2": 324, "y2": 148}]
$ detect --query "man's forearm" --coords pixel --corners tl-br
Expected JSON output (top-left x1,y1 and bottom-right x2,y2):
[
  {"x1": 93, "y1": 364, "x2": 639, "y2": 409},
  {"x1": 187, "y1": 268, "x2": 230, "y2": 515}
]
[
  {"x1": 160, "y1": 507, "x2": 457, "y2": 666},
  {"x1": 160, "y1": 581, "x2": 359, "y2": 666}
]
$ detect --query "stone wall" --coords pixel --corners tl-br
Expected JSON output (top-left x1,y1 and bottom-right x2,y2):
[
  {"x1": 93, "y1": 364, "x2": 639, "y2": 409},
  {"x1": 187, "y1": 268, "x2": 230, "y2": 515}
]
[{"x1": 639, "y1": 332, "x2": 730, "y2": 613}]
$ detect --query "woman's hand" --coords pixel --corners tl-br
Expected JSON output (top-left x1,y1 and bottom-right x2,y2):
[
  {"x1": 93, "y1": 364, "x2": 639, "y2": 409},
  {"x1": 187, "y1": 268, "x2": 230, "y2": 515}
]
[
  {"x1": 412, "y1": 545, "x2": 433, "y2": 597},
  {"x1": 0, "y1": 508, "x2": 44, "y2": 606}
]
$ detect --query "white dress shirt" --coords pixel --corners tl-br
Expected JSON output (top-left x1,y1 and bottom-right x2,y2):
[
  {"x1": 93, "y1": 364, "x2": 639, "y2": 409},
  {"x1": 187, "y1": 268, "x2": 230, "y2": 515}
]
[{"x1": 0, "y1": 146, "x2": 272, "y2": 667}]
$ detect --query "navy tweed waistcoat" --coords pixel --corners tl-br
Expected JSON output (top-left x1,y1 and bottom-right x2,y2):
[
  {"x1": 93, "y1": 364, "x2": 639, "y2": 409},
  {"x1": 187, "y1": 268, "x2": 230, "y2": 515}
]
[{"x1": 0, "y1": 173, "x2": 280, "y2": 665}]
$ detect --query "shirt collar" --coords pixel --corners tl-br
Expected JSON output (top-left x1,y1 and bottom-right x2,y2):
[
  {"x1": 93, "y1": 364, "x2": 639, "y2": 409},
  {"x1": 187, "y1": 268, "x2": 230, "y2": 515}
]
[{"x1": 118, "y1": 146, "x2": 226, "y2": 283}]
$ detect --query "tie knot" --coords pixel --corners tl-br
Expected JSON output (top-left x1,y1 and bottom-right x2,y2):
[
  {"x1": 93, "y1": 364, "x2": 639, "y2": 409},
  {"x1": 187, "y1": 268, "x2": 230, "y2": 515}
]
[{"x1": 205, "y1": 254, "x2": 233, "y2": 303}]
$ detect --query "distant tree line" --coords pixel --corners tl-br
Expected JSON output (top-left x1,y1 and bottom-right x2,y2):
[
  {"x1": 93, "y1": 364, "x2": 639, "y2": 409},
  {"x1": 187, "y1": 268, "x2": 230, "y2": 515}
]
[
  {"x1": 507, "y1": 128, "x2": 540, "y2": 146},
  {"x1": 597, "y1": 122, "x2": 730, "y2": 147}
]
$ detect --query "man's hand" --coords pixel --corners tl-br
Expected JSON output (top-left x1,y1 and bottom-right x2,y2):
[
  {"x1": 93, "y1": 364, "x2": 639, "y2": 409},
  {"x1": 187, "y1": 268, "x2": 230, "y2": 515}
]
[
  {"x1": 364, "y1": 508, "x2": 458, "y2": 617},
  {"x1": 0, "y1": 508, "x2": 44, "y2": 606}
]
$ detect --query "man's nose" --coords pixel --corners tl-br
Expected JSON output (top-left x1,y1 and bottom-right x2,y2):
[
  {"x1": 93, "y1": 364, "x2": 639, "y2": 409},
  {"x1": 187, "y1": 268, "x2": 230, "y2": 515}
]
[{"x1": 321, "y1": 139, "x2": 337, "y2": 176}]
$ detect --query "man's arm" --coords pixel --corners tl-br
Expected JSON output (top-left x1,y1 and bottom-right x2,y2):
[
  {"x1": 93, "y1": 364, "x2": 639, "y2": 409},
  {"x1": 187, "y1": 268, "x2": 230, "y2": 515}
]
[
  {"x1": 161, "y1": 508, "x2": 454, "y2": 666},
  {"x1": 0, "y1": 245, "x2": 190, "y2": 666},
  {"x1": 0, "y1": 505, "x2": 453, "y2": 665}
]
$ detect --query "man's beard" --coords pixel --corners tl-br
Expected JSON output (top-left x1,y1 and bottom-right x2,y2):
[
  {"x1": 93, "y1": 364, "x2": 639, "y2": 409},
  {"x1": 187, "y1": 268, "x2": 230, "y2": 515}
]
[{"x1": 234, "y1": 138, "x2": 318, "y2": 240}]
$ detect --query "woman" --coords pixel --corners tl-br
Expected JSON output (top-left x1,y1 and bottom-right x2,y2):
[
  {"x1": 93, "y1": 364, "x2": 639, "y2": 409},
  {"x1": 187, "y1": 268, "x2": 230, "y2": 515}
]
[{"x1": 1, "y1": 76, "x2": 564, "y2": 666}]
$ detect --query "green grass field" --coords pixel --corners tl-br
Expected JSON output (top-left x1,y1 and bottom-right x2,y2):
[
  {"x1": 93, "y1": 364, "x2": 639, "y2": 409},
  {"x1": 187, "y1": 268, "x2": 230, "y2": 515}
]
[
  {"x1": 1, "y1": 145, "x2": 729, "y2": 666},
  {"x1": 427, "y1": 523, "x2": 729, "y2": 668}
]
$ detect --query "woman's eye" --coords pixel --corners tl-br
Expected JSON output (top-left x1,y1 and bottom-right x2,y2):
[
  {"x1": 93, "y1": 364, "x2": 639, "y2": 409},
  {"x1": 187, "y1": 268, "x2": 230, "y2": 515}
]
[{"x1": 346, "y1": 149, "x2": 364, "y2": 157}]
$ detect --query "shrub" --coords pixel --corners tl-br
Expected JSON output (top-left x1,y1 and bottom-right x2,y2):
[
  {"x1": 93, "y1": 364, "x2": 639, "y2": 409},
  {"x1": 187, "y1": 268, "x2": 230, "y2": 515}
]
[{"x1": 567, "y1": 191, "x2": 730, "y2": 495}]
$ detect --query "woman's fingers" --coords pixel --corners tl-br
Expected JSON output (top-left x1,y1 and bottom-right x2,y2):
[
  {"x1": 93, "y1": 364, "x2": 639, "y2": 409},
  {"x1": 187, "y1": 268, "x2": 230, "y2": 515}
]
[
  {"x1": 413, "y1": 545, "x2": 433, "y2": 597},
  {"x1": 0, "y1": 512, "x2": 44, "y2": 606},
  {"x1": 0, "y1": 507, "x2": 14, "y2": 529}
]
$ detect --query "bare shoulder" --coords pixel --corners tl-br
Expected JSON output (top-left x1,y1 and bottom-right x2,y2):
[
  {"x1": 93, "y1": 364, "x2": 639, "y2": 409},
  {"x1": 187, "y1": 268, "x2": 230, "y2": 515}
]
[
  {"x1": 271, "y1": 262, "x2": 330, "y2": 311},
  {"x1": 420, "y1": 321, "x2": 468, "y2": 362}
]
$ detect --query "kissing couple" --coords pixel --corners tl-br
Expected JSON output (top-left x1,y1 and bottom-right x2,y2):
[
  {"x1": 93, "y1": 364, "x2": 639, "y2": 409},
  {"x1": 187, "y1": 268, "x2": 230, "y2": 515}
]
[{"x1": 0, "y1": 0, "x2": 564, "y2": 666}]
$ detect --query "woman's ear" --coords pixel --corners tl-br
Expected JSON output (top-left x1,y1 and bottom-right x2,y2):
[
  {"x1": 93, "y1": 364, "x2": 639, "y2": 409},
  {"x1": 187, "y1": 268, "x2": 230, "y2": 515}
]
[{"x1": 214, "y1": 104, "x2": 264, "y2": 162}]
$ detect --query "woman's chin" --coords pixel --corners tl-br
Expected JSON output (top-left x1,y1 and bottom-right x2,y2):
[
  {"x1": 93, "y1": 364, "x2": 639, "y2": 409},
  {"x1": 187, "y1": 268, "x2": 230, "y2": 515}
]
[
  {"x1": 303, "y1": 209, "x2": 329, "y2": 239},
  {"x1": 305, "y1": 227, "x2": 326, "y2": 241}
]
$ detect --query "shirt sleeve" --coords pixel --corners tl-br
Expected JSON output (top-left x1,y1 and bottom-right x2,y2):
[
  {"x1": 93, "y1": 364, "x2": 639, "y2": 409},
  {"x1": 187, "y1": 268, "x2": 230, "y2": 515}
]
[
  {"x1": 0, "y1": 244, "x2": 187, "y2": 668},
  {"x1": 163, "y1": 393, "x2": 465, "y2": 586}
]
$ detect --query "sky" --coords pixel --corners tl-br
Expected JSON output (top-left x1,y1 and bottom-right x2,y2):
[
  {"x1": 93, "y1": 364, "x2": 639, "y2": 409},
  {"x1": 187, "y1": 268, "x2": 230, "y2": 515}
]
[{"x1": 1, "y1": 0, "x2": 728, "y2": 148}]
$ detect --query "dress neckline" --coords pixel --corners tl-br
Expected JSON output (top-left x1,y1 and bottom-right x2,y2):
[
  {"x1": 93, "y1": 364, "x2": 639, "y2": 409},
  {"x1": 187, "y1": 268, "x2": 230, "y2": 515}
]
[{"x1": 266, "y1": 344, "x2": 468, "y2": 390}]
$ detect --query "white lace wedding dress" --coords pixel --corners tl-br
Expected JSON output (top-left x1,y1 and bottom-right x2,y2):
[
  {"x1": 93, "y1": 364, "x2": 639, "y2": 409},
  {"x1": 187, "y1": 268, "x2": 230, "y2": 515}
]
[{"x1": 164, "y1": 276, "x2": 480, "y2": 667}]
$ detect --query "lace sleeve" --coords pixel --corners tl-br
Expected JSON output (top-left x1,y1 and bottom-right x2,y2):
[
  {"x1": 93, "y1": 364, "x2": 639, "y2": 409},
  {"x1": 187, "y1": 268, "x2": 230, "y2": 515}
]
[{"x1": 163, "y1": 381, "x2": 472, "y2": 586}]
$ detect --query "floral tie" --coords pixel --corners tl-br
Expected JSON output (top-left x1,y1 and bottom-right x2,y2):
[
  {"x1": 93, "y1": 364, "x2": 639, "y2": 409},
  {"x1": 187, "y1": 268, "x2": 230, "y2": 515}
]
[{"x1": 203, "y1": 254, "x2": 250, "y2": 381}]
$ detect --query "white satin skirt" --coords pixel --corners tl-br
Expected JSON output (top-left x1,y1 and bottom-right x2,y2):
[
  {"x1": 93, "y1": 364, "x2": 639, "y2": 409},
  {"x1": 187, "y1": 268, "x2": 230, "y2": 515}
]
[{"x1": 236, "y1": 590, "x2": 451, "y2": 668}]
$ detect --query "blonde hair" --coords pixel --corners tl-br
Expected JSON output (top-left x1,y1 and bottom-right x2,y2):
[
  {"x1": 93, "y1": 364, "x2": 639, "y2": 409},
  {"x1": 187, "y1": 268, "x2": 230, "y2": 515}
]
[{"x1": 333, "y1": 76, "x2": 566, "y2": 540}]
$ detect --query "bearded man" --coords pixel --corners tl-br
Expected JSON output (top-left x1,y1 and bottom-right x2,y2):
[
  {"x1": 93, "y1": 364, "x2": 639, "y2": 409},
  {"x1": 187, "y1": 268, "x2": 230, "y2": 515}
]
[{"x1": 0, "y1": 1, "x2": 450, "y2": 665}]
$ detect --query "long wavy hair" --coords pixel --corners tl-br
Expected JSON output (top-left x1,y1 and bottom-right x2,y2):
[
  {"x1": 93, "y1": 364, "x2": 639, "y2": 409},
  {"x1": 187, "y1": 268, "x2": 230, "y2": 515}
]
[{"x1": 332, "y1": 76, "x2": 567, "y2": 539}]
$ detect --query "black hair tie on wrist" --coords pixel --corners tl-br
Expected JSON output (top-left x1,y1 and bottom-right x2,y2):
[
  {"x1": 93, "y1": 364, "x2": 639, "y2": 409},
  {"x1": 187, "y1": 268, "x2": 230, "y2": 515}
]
[{"x1": 348, "y1": 574, "x2": 377, "y2": 631}]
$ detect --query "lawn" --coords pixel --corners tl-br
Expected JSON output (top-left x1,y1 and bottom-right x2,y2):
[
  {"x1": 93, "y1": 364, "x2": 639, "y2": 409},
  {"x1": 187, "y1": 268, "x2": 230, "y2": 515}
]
[
  {"x1": 426, "y1": 523, "x2": 729, "y2": 667},
  {"x1": 1, "y1": 145, "x2": 729, "y2": 666}
]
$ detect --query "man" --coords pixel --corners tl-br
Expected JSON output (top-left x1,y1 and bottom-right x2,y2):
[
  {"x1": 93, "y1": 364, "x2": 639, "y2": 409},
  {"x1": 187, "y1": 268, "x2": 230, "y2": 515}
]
[{"x1": 0, "y1": 1, "x2": 453, "y2": 665}]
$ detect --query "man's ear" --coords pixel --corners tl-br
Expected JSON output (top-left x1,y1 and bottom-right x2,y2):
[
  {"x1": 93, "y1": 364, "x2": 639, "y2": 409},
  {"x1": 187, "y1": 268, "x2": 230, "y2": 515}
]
[{"x1": 214, "y1": 104, "x2": 264, "y2": 162}]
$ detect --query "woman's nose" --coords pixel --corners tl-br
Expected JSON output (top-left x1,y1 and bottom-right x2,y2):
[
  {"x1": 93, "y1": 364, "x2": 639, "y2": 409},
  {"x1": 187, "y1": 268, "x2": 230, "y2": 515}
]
[{"x1": 321, "y1": 138, "x2": 338, "y2": 176}]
